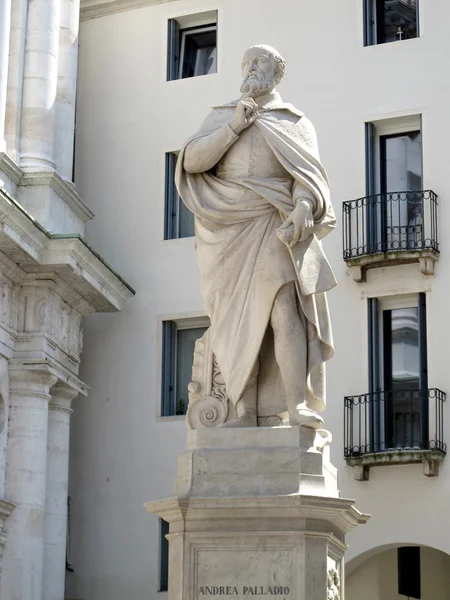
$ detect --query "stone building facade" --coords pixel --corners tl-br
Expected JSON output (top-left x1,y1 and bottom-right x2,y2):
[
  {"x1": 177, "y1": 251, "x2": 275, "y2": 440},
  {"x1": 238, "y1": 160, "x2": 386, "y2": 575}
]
[{"x1": 0, "y1": 0, "x2": 134, "y2": 597}]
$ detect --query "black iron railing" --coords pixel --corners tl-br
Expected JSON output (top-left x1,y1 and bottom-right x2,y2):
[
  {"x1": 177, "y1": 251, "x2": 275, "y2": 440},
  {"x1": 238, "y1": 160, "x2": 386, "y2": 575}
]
[
  {"x1": 343, "y1": 190, "x2": 439, "y2": 260},
  {"x1": 344, "y1": 388, "x2": 446, "y2": 457}
]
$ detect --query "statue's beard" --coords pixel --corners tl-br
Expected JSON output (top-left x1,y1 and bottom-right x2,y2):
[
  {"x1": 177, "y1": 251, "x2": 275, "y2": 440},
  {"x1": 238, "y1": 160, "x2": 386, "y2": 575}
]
[{"x1": 240, "y1": 74, "x2": 275, "y2": 98}]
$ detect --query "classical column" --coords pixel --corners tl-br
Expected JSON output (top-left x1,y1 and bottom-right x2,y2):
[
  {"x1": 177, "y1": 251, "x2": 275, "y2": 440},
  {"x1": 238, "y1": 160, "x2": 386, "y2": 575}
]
[
  {"x1": 19, "y1": 0, "x2": 61, "y2": 172},
  {"x1": 5, "y1": 0, "x2": 28, "y2": 162},
  {"x1": 0, "y1": 0, "x2": 12, "y2": 153},
  {"x1": 42, "y1": 383, "x2": 78, "y2": 600},
  {"x1": 0, "y1": 367, "x2": 58, "y2": 600},
  {"x1": 54, "y1": 0, "x2": 80, "y2": 181}
]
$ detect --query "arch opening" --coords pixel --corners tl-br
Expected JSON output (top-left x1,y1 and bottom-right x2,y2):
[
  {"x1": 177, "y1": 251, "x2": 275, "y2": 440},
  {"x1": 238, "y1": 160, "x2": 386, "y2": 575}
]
[{"x1": 346, "y1": 544, "x2": 450, "y2": 600}]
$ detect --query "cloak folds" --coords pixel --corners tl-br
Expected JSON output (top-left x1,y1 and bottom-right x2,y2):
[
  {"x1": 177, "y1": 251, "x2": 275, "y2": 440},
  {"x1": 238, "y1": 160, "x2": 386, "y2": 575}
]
[{"x1": 176, "y1": 101, "x2": 337, "y2": 416}]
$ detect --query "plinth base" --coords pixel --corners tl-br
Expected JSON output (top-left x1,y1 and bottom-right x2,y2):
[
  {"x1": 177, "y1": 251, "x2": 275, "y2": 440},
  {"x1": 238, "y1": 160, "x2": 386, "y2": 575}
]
[{"x1": 145, "y1": 427, "x2": 368, "y2": 600}]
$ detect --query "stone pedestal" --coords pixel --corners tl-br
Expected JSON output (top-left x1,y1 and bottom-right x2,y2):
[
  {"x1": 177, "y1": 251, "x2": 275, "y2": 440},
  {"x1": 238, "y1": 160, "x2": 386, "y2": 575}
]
[{"x1": 145, "y1": 426, "x2": 368, "y2": 600}]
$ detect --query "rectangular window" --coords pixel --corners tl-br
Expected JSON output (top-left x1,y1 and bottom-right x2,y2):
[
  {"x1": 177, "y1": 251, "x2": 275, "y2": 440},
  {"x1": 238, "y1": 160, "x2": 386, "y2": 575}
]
[
  {"x1": 398, "y1": 546, "x2": 421, "y2": 599},
  {"x1": 161, "y1": 320, "x2": 208, "y2": 416},
  {"x1": 365, "y1": 116, "x2": 423, "y2": 252},
  {"x1": 368, "y1": 293, "x2": 428, "y2": 449},
  {"x1": 159, "y1": 519, "x2": 169, "y2": 592},
  {"x1": 167, "y1": 12, "x2": 217, "y2": 81},
  {"x1": 380, "y1": 131, "x2": 423, "y2": 250},
  {"x1": 364, "y1": 0, "x2": 419, "y2": 46},
  {"x1": 164, "y1": 152, "x2": 195, "y2": 240}
]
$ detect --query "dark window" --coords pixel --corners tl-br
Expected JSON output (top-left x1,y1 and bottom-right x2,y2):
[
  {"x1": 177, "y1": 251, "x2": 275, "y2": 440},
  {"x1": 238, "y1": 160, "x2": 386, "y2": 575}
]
[
  {"x1": 167, "y1": 19, "x2": 217, "y2": 81},
  {"x1": 398, "y1": 546, "x2": 421, "y2": 599},
  {"x1": 380, "y1": 131, "x2": 423, "y2": 250},
  {"x1": 161, "y1": 322, "x2": 208, "y2": 416},
  {"x1": 159, "y1": 519, "x2": 169, "y2": 592},
  {"x1": 365, "y1": 124, "x2": 423, "y2": 253},
  {"x1": 368, "y1": 294, "x2": 428, "y2": 449},
  {"x1": 164, "y1": 153, "x2": 195, "y2": 240},
  {"x1": 180, "y1": 26, "x2": 217, "y2": 79},
  {"x1": 364, "y1": 0, "x2": 419, "y2": 46}
]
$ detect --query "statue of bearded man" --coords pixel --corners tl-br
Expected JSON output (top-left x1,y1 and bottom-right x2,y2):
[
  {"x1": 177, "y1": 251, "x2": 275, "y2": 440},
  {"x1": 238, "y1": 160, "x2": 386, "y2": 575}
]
[{"x1": 176, "y1": 45, "x2": 336, "y2": 429}]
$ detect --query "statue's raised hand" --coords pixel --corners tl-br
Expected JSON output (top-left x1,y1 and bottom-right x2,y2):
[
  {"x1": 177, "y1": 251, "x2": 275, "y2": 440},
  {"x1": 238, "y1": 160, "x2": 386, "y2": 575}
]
[
  {"x1": 277, "y1": 200, "x2": 315, "y2": 248},
  {"x1": 230, "y1": 98, "x2": 259, "y2": 135}
]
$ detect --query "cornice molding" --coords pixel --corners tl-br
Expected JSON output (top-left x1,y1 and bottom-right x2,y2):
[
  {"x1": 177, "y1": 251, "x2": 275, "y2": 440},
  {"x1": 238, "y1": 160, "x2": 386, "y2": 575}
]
[
  {"x1": 9, "y1": 358, "x2": 89, "y2": 396},
  {"x1": 0, "y1": 188, "x2": 135, "y2": 313},
  {"x1": 0, "y1": 153, "x2": 22, "y2": 184},
  {"x1": 80, "y1": 0, "x2": 176, "y2": 21}
]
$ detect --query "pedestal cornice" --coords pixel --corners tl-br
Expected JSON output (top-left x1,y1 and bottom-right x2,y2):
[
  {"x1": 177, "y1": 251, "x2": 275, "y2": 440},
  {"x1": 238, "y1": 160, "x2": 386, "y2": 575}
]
[{"x1": 145, "y1": 495, "x2": 369, "y2": 538}]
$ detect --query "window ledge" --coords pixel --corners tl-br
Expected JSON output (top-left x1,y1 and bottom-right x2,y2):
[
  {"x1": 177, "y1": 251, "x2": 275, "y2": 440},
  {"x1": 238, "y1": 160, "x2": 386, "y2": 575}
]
[
  {"x1": 155, "y1": 415, "x2": 186, "y2": 423},
  {"x1": 346, "y1": 248, "x2": 439, "y2": 282},
  {"x1": 346, "y1": 449, "x2": 446, "y2": 481}
]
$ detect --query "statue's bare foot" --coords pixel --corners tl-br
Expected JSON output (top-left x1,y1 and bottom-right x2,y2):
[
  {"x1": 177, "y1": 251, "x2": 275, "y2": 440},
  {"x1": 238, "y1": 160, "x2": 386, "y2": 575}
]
[
  {"x1": 289, "y1": 407, "x2": 324, "y2": 430},
  {"x1": 218, "y1": 414, "x2": 257, "y2": 428}
]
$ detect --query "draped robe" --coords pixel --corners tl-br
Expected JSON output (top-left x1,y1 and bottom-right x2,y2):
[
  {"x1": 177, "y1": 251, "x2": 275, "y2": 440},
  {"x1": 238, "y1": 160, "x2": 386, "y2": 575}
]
[{"x1": 176, "y1": 95, "x2": 337, "y2": 417}]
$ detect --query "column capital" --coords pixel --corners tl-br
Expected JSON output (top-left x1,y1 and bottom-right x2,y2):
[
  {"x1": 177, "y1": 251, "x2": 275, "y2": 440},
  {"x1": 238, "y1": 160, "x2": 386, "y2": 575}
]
[{"x1": 49, "y1": 382, "x2": 78, "y2": 413}]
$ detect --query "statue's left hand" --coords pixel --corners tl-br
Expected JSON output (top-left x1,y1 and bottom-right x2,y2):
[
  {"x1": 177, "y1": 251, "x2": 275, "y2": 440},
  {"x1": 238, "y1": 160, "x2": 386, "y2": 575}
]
[{"x1": 277, "y1": 200, "x2": 315, "y2": 248}]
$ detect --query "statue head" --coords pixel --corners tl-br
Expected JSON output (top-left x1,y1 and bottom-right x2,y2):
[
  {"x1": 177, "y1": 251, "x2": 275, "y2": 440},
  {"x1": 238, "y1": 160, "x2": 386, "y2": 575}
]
[{"x1": 240, "y1": 45, "x2": 286, "y2": 98}]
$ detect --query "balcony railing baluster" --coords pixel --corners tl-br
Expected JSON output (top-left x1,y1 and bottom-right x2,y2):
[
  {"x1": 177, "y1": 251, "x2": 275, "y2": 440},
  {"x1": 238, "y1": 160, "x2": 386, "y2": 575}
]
[
  {"x1": 344, "y1": 388, "x2": 446, "y2": 458},
  {"x1": 343, "y1": 190, "x2": 439, "y2": 260}
]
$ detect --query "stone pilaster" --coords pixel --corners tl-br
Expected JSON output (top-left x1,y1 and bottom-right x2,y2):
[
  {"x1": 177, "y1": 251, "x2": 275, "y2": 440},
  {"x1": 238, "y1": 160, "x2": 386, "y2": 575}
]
[
  {"x1": 0, "y1": 366, "x2": 58, "y2": 600},
  {"x1": 4, "y1": 0, "x2": 28, "y2": 164},
  {"x1": 0, "y1": 0, "x2": 11, "y2": 154},
  {"x1": 54, "y1": 0, "x2": 80, "y2": 181},
  {"x1": 42, "y1": 383, "x2": 78, "y2": 600},
  {"x1": 19, "y1": 0, "x2": 61, "y2": 172}
]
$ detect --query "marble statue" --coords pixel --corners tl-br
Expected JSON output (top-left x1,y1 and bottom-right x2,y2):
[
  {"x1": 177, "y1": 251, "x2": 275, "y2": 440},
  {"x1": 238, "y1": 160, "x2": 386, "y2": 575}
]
[{"x1": 176, "y1": 44, "x2": 336, "y2": 429}]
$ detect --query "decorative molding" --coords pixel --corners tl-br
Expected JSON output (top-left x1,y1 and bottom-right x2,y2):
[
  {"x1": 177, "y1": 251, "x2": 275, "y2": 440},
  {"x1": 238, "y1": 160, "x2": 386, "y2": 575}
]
[
  {"x1": 42, "y1": 236, "x2": 135, "y2": 311},
  {"x1": 0, "y1": 152, "x2": 22, "y2": 185},
  {"x1": 145, "y1": 495, "x2": 370, "y2": 535},
  {"x1": 346, "y1": 449, "x2": 446, "y2": 481},
  {"x1": 80, "y1": 0, "x2": 176, "y2": 21},
  {"x1": 0, "y1": 188, "x2": 135, "y2": 313},
  {"x1": 346, "y1": 249, "x2": 439, "y2": 282},
  {"x1": 9, "y1": 358, "x2": 88, "y2": 396},
  {"x1": 20, "y1": 172, "x2": 95, "y2": 224}
]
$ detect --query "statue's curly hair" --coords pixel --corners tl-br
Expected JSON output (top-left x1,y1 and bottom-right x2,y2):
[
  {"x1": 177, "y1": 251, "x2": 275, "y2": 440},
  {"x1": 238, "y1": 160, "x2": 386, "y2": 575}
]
[{"x1": 243, "y1": 45, "x2": 286, "y2": 85}]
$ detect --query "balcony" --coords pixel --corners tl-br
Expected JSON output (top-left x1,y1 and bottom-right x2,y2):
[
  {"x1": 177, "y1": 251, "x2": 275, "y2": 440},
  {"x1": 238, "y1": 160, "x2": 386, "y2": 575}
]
[
  {"x1": 343, "y1": 190, "x2": 439, "y2": 281},
  {"x1": 344, "y1": 388, "x2": 446, "y2": 480}
]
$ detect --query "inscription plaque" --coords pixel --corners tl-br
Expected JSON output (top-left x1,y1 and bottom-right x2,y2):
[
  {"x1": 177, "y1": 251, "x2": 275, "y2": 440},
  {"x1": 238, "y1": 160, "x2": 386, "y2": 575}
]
[{"x1": 193, "y1": 547, "x2": 296, "y2": 600}]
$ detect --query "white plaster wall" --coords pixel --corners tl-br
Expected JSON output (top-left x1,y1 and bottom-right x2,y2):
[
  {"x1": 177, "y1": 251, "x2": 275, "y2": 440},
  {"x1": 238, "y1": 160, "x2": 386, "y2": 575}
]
[
  {"x1": 347, "y1": 547, "x2": 450, "y2": 600},
  {"x1": 69, "y1": 1, "x2": 450, "y2": 598}
]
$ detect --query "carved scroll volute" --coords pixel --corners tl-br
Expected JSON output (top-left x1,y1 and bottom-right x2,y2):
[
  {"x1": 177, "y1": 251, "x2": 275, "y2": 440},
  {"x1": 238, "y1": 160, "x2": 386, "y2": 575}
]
[{"x1": 186, "y1": 328, "x2": 229, "y2": 430}]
